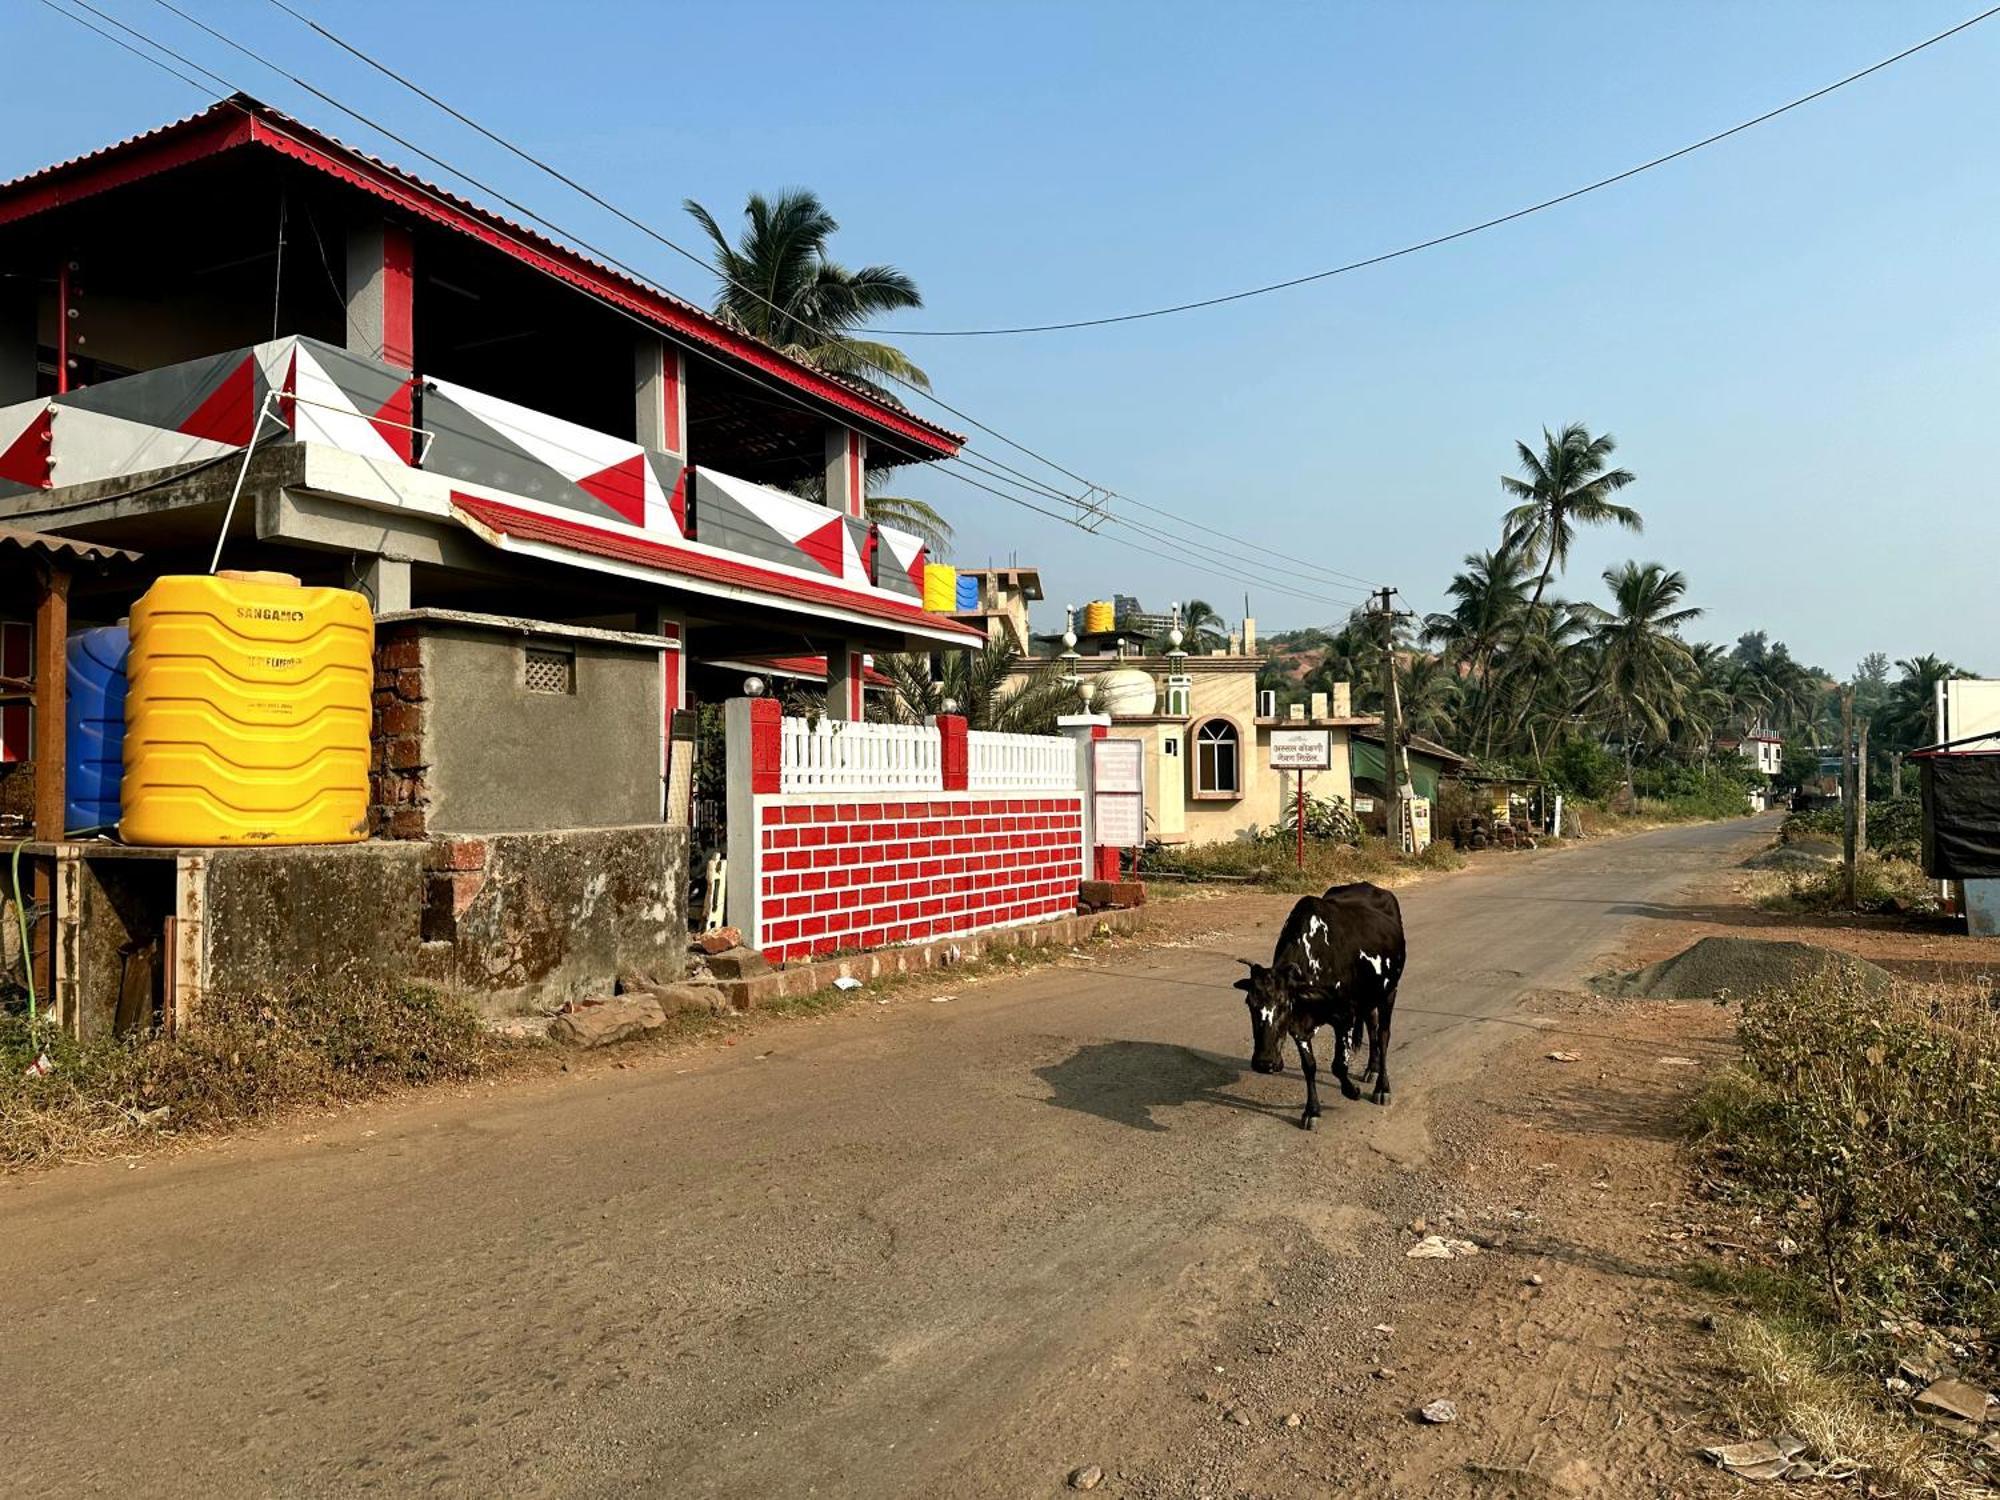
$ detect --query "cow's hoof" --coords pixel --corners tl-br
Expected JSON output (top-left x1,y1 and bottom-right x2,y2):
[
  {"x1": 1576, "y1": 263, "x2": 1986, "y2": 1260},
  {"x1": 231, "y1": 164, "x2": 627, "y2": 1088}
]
[
  {"x1": 1299, "y1": 1113, "x2": 1318, "y2": 1131},
  {"x1": 1372, "y1": 1089, "x2": 1392, "y2": 1107},
  {"x1": 1338, "y1": 1080, "x2": 1361, "y2": 1102}
]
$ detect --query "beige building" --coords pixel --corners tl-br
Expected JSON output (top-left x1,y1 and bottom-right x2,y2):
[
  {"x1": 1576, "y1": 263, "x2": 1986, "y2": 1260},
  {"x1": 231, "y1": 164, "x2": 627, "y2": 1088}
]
[{"x1": 1022, "y1": 623, "x2": 1375, "y2": 845}]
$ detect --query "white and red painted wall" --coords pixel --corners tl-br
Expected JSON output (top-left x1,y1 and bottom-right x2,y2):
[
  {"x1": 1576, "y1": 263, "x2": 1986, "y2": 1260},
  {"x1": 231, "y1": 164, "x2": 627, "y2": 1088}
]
[{"x1": 724, "y1": 699, "x2": 1087, "y2": 964}]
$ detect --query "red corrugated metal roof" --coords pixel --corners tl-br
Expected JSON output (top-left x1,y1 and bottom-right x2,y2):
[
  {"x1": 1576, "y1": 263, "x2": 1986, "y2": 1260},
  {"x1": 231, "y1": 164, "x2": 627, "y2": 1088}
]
[
  {"x1": 451, "y1": 493, "x2": 984, "y2": 644},
  {"x1": 0, "y1": 95, "x2": 963, "y2": 457}
]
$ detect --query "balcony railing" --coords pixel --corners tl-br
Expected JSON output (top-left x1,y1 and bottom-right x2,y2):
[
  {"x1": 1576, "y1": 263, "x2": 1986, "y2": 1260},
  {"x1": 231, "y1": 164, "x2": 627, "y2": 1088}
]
[{"x1": 0, "y1": 333, "x2": 932, "y2": 607}]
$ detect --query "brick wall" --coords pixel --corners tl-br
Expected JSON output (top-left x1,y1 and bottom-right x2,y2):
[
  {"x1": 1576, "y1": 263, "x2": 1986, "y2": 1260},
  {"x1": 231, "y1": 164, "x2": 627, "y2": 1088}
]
[
  {"x1": 370, "y1": 622, "x2": 430, "y2": 839},
  {"x1": 752, "y1": 794, "x2": 1084, "y2": 963}
]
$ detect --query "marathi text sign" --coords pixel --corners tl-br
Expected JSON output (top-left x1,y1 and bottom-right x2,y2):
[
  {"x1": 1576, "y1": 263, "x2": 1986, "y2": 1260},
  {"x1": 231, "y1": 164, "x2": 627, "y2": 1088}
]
[{"x1": 1269, "y1": 728, "x2": 1330, "y2": 770}]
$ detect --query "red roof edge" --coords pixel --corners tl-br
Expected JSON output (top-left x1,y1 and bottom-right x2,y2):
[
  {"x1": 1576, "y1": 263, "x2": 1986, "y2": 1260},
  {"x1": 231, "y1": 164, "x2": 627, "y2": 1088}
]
[
  {"x1": 0, "y1": 96, "x2": 963, "y2": 460},
  {"x1": 451, "y1": 493, "x2": 985, "y2": 643}
]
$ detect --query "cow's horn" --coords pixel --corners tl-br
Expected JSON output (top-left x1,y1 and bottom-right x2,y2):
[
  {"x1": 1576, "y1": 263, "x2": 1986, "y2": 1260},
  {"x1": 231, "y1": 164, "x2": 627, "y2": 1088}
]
[{"x1": 1234, "y1": 957, "x2": 1257, "y2": 969}]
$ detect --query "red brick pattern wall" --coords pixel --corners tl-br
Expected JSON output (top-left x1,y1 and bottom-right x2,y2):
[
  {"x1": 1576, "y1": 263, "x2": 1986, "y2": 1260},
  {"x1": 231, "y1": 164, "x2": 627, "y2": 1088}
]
[{"x1": 755, "y1": 794, "x2": 1084, "y2": 963}]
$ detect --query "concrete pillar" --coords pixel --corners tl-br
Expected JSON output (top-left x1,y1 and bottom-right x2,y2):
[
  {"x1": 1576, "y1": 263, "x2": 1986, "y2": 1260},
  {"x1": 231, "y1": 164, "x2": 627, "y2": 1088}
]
[
  {"x1": 824, "y1": 425, "x2": 865, "y2": 518},
  {"x1": 362, "y1": 555, "x2": 411, "y2": 614},
  {"x1": 824, "y1": 642, "x2": 864, "y2": 721},
  {"x1": 345, "y1": 222, "x2": 415, "y2": 370},
  {"x1": 1058, "y1": 714, "x2": 1115, "y2": 882},
  {"x1": 0, "y1": 277, "x2": 37, "y2": 405},
  {"x1": 633, "y1": 337, "x2": 686, "y2": 456}
]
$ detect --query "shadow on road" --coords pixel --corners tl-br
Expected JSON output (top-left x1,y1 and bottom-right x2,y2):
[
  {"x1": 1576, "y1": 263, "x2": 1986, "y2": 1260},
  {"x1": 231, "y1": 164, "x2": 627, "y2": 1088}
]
[{"x1": 1033, "y1": 1040, "x2": 1298, "y2": 1133}]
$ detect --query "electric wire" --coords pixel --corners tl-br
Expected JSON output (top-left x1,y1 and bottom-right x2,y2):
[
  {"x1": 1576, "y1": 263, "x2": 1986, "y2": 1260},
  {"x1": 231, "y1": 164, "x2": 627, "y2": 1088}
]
[
  {"x1": 243, "y1": 0, "x2": 1389, "y2": 592},
  {"x1": 873, "y1": 5, "x2": 2000, "y2": 336},
  {"x1": 32, "y1": 0, "x2": 1378, "y2": 609}
]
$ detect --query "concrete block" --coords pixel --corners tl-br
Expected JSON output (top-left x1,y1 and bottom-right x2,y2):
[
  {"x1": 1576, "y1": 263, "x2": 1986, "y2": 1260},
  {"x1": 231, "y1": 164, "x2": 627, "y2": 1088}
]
[
  {"x1": 1078, "y1": 880, "x2": 1147, "y2": 910},
  {"x1": 703, "y1": 947, "x2": 770, "y2": 979}
]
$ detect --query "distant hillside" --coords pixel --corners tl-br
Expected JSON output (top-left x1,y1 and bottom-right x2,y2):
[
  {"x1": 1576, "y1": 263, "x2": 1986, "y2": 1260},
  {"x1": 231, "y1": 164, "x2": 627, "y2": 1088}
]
[{"x1": 1258, "y1": 626, "x2": 1334, "y2": 690}]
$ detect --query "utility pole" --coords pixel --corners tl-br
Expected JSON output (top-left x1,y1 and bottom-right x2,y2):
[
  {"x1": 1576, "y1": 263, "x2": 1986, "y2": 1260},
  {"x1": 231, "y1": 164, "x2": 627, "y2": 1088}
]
[
  {"x1": 1374, "y1": 586, "x2": 1412, "y2": 854},
  {"x1": 1840, "y1": 688, "x2": 1859, "y2": 906}
]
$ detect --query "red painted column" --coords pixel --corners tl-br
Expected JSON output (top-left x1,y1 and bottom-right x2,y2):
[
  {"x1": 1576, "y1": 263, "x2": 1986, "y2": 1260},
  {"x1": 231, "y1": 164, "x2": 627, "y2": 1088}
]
[
  {"x1": 937, "y1": 714, "x2": 968, "y2": 790},
  {"x1": 346, "y1": 221, "x2": 416, "y2": 460},
  {"x1": 748, "y1": 696, "x2": 782, "y2": 795}
]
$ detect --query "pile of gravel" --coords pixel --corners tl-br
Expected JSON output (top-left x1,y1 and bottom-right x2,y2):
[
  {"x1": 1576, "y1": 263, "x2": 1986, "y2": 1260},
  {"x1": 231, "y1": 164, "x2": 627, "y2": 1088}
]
[
  {"x1": 1741, "y1": 842, "x2": 1838, "y2": 872},
  {"x1": 1602, "y1": 936, "x2": 1894, "y2": 1000}
]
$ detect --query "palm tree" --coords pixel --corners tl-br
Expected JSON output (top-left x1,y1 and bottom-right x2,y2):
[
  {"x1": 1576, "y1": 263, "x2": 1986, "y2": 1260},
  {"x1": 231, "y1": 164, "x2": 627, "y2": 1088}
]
[
  {"x1": 1425, "y1": 547, "x2": 1532, "y2": 750},
  {"x1": 1880, "y1": 654, "x2": 1962, "y2": 749},
  {"x1": 875, "y1": 638, "x2": 1084, "y2": 734},
  {"x1": 1576, "y1": 562, "x2": 1702, "y2": 783},
  {"x1": 1500, "y1": 424, "x2": 1641, "y2": 612},
  {"x1": 684, "y1": 188, "x2": 931, "y2": 391},
  {"x1": 1397, "y1": 655, "x2": 1464, "y2": 746}
]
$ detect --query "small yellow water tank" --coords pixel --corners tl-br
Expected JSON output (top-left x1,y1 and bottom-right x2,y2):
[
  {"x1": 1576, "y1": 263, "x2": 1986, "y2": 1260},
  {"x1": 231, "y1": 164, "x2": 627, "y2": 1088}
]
[
  {"x1": 922, "y1": 562, "x2": 958, "y2": 613},
  {"x1": 121, "y1": 571, "x2": 375, "y2": 847},
  {"x1": 1082, "y1": 599, "x2": 1116, "y2": 635}
]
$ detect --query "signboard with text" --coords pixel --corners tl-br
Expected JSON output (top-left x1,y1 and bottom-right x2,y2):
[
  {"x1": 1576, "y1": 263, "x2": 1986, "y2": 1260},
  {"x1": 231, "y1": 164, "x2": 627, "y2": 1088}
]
[
  {"x1": 1090, "y1": 738, "x2": 1146, "y2": 848},
  {"x1": 1269, "y1": 728, "x2": 1331, "y2": 771}
]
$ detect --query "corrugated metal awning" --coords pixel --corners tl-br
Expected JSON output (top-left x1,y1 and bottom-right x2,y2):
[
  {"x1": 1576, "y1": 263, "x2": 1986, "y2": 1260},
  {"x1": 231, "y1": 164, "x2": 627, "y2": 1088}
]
[{"x1": 0, "y1": 526, "x2": 142, "y2": 565}]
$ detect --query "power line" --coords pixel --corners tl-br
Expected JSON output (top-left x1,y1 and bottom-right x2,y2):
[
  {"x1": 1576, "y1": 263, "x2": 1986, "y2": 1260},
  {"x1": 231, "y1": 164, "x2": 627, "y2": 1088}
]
[
  {"x1": 34, "y1": 0, "x2": 1376, "y2": 609},
  {"x1": 244, "y1": 0, "x2": 1389, "y2": 590},
  {"x1": 874, "y1": 5, "x2": 2000, "y2": 336}
]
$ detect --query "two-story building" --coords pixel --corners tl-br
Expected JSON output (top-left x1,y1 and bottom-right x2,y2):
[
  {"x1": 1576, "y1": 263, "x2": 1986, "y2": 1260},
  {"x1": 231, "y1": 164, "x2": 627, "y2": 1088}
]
[{"x1": 0, "y1": 94, "x2": 983, "y2": 748}]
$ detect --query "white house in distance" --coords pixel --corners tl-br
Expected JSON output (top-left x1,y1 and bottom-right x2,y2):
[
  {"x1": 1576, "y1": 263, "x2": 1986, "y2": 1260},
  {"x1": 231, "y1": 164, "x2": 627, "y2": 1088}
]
[{"x1": 1721, "y1": 731, "x2": 1783, "y2": 777}]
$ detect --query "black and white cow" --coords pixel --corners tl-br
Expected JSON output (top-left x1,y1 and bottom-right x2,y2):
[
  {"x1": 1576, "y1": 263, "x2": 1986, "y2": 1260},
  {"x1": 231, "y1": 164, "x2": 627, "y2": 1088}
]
[{"x1": 1232, "y1": 882, "x2": 1406, "y2": 1129}]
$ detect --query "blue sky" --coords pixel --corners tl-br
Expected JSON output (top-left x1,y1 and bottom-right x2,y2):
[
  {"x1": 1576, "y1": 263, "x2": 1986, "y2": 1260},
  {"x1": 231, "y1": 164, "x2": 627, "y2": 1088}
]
[{"x1": 8, "y1": 1, "x2": 1998, "y2": 674}]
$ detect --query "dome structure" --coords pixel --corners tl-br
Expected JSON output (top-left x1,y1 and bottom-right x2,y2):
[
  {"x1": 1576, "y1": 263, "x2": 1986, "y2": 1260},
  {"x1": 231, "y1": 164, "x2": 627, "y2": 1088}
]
[{"x1": 1090, "y1": 667, "x2": 1158, "y2": 718}]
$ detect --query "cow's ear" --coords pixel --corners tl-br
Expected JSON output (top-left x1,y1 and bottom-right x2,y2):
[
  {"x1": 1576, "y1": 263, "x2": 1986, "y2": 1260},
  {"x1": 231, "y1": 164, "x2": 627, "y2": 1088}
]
[{"x1": 1231, "y1": 976, "x2": 1253, "y2": 993}]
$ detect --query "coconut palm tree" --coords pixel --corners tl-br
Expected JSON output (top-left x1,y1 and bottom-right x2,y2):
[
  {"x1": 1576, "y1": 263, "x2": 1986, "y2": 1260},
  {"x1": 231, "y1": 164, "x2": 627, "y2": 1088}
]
[
  {"x1": 1397, "y1": 654, "x2": 1464, "y2": 746},
  {"x1": 1880, "y1": 653, "x2": 1963, "y2": 749},
  {"x1": 683, "y1": 188, "x2": 931, "y2": 391},
  {"x1": 1500, "y1": 424, "x2": 1641, "y2": 612},
  {"x1": 1576, "y1": 562, "x2": 1702, "y2": 782},
  {"x1": 875, "y1": 638, "x2": 1084, "y2": 735}
]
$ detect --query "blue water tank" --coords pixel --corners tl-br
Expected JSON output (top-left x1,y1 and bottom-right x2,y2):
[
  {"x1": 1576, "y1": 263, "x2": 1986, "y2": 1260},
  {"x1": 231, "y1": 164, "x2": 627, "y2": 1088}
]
[
  {"x1": 66, "y1": 624, "x2": 130, "y2": 834},
  {"x1": 955, "y1": 573, "x2": 980, "y2": 611}
]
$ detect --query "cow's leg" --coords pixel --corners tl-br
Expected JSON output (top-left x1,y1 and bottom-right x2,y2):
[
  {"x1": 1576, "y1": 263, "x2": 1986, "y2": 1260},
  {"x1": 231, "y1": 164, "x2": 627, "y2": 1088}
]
[
  {"x1": 1329, "y1": 1020, "x2": 1361, "y2": 1101},
  {"x1": 1294, "y1": 1032, "x2": 1322, "y2": 1130},
  {"x1": 1371, "y1": 990, "x2": 1399, "y2": 1105}
]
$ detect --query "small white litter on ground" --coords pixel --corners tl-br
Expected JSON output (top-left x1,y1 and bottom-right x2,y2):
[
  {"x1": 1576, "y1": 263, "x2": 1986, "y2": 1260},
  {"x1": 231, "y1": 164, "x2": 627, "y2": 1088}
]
[{"x1": 1406, "y1": 1235, "x2": 1480, "y2": 1261}]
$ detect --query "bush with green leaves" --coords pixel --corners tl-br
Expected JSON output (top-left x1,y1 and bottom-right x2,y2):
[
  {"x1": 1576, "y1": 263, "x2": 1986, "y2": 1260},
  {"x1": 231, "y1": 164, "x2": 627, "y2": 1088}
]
[
  {"x1": 1277, "y1": 792, "x2": 1361, "y2": 844},
  {"x1": 1694, "y1": 974, "x2": 2000, "y2": 1329},
  {"x1": 1543, "y1": 736, "x2": 1623, "y2": 799}
]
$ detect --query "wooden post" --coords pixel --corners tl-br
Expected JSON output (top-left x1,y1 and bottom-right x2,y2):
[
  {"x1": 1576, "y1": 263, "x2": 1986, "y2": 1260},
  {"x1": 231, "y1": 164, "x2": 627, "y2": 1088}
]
[
  {"x1": 30, "y1": 557, "x2": 68, "y2": 1010},
  {"x1": 1890, "y1": 749, "x2": 1903, "y2": 800},
  {"x1": 1855, "y1": 717, "x2": 1870, "y2": 859},
  {"x1": 1840, "y1": 688, "x2": 1858, "y2": 906},
  {"x1": 1376, "y1": 587, "x2": 1407, "y2": 855}
]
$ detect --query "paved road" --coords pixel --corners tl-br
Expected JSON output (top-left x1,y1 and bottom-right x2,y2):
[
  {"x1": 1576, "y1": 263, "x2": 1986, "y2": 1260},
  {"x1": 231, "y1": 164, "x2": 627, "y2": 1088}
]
[{"x1": 1, "y1": 817, "x2": 1771, "y2": 1498}]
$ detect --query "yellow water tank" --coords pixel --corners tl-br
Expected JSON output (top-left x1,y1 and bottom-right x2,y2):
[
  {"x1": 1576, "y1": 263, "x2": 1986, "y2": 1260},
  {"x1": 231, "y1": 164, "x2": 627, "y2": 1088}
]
[
  {"x1": 922, "y1": 562, "x2": 958, "y2": 613},
  {"x1": 121, "y1": 571, "x2": 374, "y2": 847},
  {"x1": 1082, "y1": 599, "x2": 1116, "y2": 635}
]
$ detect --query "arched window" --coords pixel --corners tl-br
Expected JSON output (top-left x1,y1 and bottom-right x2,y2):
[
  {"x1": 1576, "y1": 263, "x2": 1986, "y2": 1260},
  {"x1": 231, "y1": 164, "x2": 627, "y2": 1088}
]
[{"x1": 1193, "y1": 717, "x2": 1241, "y2": 797}]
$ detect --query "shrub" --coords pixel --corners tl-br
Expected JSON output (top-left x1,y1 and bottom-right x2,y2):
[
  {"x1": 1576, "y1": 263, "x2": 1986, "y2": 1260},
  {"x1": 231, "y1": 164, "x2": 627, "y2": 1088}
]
[
  {"x1": 1544, "y1": 737, "x2": 1622, "y2": 799},
  {"x1": 1755, "y1": 853, "x2": 1938, "y2": 916},
  {"x1": 1277, "y1": 792, "x2": 1360, "y2": 843},
  {"x1": 1694, "y1": 974, "x2": 2000, "y2": 1330}
]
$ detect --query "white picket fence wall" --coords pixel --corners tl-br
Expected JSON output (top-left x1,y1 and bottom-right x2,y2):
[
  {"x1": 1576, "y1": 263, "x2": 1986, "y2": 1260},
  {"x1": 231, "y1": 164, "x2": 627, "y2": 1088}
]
[
  {"x1": 780, "y1": 717, "x2": 941, "y2": 793},
  {"x1": 776, "y1": 717, "x2": 1080, "y2": 795},
  {"x1": 968, "y1": 729, "x2": 1081, "y2": 791}
]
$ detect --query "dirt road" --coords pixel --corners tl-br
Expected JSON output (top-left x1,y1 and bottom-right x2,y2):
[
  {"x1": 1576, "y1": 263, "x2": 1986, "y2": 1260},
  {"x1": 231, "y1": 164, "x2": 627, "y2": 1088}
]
[{"x1": 1, "y1": 817, "x2": 1773, "y2": 1499}]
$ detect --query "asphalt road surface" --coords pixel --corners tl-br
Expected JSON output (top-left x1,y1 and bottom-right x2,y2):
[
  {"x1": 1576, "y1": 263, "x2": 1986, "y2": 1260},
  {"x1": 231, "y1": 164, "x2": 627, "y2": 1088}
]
[{"x1": 2, "y1": 817, "x2": 1772, "y2": 1498}]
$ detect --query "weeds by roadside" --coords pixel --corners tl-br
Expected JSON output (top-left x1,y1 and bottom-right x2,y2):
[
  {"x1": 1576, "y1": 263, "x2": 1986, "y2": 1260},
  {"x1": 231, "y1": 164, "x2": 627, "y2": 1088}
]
[
  {"x1": 1749, "y1": 853, "x2": 1940, "y2": 916},
  {"x1": 0, "y1": 981, "x2": 497, "y2": 1171},
  {"x1": 1687, "y1": 972, "x2": 2000, "y2": 1494},
  {"x1": 1139, "y1": 833, "x2": 1462, "y2": 891}
]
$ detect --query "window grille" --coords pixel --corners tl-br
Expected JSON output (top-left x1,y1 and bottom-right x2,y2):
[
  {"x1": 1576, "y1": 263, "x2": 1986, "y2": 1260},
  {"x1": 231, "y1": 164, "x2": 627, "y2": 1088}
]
[{"x1": 523, "y1": 646, "x2": 575, "y2": 695}]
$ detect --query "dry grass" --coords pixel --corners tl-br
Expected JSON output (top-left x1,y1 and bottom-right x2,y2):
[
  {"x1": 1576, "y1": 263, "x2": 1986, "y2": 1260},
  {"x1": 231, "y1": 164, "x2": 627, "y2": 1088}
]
[
  {"x1": 1140, "y1": 833, "x2": 1462, "y2": 892},
  {"x1": 1721, "y1": 1317, "x2": 1963, "y2": 1498},
  {"x1": 1750, "y1": 853, "x2": 1941, "y2": 916},
  {"x1": 0, "y1": 980, "x2": 502, "y2": 1171}
]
